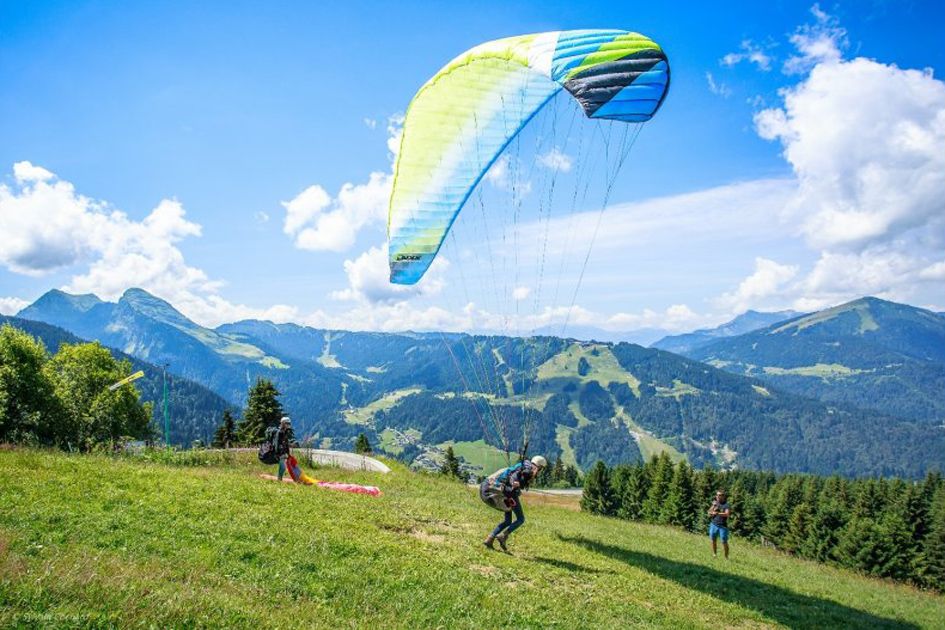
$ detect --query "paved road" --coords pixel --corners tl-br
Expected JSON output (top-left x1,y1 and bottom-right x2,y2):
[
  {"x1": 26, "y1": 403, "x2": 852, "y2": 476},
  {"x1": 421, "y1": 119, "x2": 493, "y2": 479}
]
[
  {"x1": 467, "y1": 484, "x2": 583, "y2": 496},
  {"x1": 295, "y1": 449, "x2": 391, "y2": 474},
  {"x1": 227, "y1": 448, "x2": 391, "y2": 474},
  {"x1": 529, "y1": 488, "x2": 583, "y2": 496}
]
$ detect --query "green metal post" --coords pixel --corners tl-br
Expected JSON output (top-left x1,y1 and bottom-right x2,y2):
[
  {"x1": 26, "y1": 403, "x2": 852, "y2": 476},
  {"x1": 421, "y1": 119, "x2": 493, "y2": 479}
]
[{"x1": 163, "y1": 364, "x2": 169, "y2": 446}]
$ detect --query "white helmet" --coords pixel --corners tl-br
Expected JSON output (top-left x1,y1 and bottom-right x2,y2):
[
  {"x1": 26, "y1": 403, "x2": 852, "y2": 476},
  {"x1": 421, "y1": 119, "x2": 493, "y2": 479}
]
[
  {"x1": 530, "y1": 455, "x2": 547, "y2": 468},
  {"x1": 280, "y1": 416, "x2": 291, "y2": 426}
]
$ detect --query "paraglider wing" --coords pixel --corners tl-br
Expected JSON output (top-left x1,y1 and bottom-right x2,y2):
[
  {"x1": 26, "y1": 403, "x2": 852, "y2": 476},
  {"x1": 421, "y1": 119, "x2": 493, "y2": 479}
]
[{"x1": 388, "y1": 29, "x2": 669, "y2": 285}]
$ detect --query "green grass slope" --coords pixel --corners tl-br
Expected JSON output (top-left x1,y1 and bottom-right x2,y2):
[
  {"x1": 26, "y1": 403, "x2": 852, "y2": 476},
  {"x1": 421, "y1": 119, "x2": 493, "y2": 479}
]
[{"x1": 1, "y1": 450, "x2": 942, "y2": 629}]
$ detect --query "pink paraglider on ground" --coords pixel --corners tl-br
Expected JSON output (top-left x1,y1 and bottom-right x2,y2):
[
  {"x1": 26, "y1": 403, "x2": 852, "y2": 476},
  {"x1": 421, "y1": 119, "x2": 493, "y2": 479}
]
[{"x1": 260, "y1": 455, "x2": 382, "y2": 497}]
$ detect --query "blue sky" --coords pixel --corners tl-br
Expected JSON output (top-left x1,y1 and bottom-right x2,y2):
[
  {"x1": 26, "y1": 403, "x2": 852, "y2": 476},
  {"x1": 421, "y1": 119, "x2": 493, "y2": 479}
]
[{"x1": 1, "y1": 1, "x2": 943, "y2": 336}]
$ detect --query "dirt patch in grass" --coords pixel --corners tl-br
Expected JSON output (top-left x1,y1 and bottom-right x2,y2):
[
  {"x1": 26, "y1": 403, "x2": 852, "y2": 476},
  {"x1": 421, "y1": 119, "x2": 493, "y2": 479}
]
[
  {"x1": 377, "y1": 523, "x2": 448, "y2": 545},
  {"x1": 258, "y1": 473, "x2": 295, "y2": 483},
  {"x1": 525, "y1": 492, "x2": 581, "y2": 512},
  {"x1": 469, "y1": 564, "x2": 499, "y2": 577},
  {"x1": 409, "y1": 529, "x2": 447, "y2": 544}
]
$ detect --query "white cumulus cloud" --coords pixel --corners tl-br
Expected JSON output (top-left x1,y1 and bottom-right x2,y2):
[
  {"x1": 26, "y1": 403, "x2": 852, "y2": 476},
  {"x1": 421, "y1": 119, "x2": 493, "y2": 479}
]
[
  {"x1": 281, "y1": 172, "x2": 391, "y2": 252},
  {"x1": 757, "y1": 58, "x2": 945, "y2": 251},
  {"x1": 706, "y1": 72, "x2": 732, "y2": 97},
  {"x1": 919, "y1": 261, "x2": 945, "y2": 281},
  {"x1": 13, "y1": 161, "x2": 55, "y2": 183},
  {"x1": 715, "y1": 258, "x2": 800, "y2": 313},
  {"x1": 537, "y1": 147, "x2": 573, "y2": 172},
  {"x1": 742, "y1": 7, "x2": 945, "y2": 311},
  {"x1": 0, "y1": 162, "x2": 297, "y2": 328},
  {"x1": 606, "y1": 304, "x2": 703, "y2": 332},
  {"x1": 484, "y1": 156, "x2": 509, "y2": 187},
  {"x1": 512, "y1": 286, "x2": 531, "y2": 301},
  {"x1": 716, "y1": 82, "x2": 943, "y2": 311},
  {"x1": 720, "y1": 40, "x2": 773, "y2": 71},
  {"x1": 0, "y1": 297, "x2": 29, "y2": 315},
  {"x1": 386, "y1": 113, "x2": 405, "y2": 158},
  {"x1": 283, "y1": 113, "x2": 405, "y2": 253},
  {"x1": 330, "y1": 243, "x2": 448, "y2": 304},
  {"x1": 783, "y1": 4, "x2": 848, "y2": 75}
]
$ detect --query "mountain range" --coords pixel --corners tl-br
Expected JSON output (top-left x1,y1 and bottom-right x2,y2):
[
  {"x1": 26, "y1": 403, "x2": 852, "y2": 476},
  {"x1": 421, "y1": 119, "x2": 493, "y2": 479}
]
[
  {"x1": 12, "y1": 288, "x2": 945, "y2": 478},
  {"x1": 651, "y1": 309, "x2": 801, "y2": 354},
  {"x1": 684, "y1": 297, "x2": 945, "y2": 426}
]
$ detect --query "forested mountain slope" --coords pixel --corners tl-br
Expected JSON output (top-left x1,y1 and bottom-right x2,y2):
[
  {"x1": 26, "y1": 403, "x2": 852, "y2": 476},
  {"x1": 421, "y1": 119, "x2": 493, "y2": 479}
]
[
  {"x1": 16, "y1": 290, "x2": 945, "y2": 477},
  {"x1": 651, "y1": 309, "x2": 800, "y2": 355},
  {"x1": 688, "y1": 297, "x2": 945, "y2": 425}
]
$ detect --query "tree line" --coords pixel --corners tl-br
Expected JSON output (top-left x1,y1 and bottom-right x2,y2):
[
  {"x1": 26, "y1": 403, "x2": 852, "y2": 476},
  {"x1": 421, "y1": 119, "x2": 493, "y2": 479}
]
[
  {"x1": 581, "y1": 453, "x2": 945, "y2": 592},
  {"x1": 0, "y1": 322, "x2": 290, "y2": 453},
  {"x1": 211, "y1": 377, "x2": 296, "y2": 448},
  {"x1": 438, "y1": 445, "x2": 583, "y2": 488},
  {"x1": 0, "y1": 324, "x2": 151, "y2": 450}
]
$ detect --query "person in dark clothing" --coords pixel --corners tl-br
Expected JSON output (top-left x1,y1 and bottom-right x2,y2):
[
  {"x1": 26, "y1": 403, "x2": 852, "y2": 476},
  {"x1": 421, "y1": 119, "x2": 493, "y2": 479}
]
[
  {"x1": 275, "y1": 416, "x2": 292, "y2": 481},
  {"x1": 482, "y1": 455, "x2": 546, "y2": 552},
  {"x1": 708, "y1": 489, "x2": 731, "y2": 558}
]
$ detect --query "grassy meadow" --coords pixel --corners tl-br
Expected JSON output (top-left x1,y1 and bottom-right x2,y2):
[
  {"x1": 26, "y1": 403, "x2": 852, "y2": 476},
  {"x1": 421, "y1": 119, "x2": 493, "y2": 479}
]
[{"x1": 1, "y1": 448, "x2": 942, "y2": 629}]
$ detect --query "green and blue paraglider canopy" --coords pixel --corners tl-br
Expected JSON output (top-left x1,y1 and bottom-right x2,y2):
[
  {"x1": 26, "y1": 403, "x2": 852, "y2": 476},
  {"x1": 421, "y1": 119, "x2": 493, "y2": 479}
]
[{"x1": 388, "y1": 29, "x2": 670, "y2": 285}]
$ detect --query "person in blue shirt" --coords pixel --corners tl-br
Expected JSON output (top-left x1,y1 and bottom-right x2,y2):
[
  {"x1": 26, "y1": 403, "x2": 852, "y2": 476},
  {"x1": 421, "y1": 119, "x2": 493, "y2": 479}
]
[
  {"x1": 708, "y1": 489, "x2": 731, "y2": 558},
  {"x1": 481, "y1": 455, "x2": 546, "y2": 552}
]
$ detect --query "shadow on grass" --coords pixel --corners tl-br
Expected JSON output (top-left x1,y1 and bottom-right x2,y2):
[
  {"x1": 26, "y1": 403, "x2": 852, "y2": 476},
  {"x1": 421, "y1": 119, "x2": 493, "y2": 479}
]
[
  {"x1": 559, "y1": 535, "x2": 918, "y2": 630},
  {"x1": 529, "y1": 555, "x2": 600, "y2": 574}
]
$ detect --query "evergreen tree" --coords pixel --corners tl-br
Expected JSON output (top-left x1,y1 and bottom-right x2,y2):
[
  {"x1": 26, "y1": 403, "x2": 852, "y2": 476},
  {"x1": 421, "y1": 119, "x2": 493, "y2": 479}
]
[
  {"x1": 440, "y1": 445, "x2": 462, "y2": 479},
  {"x1": 890, "y1": 483, "x2": 926, "y2": 565},
  {"x1": 849, "y1": 479, "x2": 883, "y2": 520},
  {"x1": 801, "y1": 476, "x2": 822, "y2": 506},
  {"x1": 920, "y1": 472, "x2": 943, "y2": 516},
  {"x1": 642, "y1": 452, "x2": 673, "y2": 523},
  {"x1": 551, "y1": 457, "x2": 565, "y2": 484},
  {"x1": 617, "y1": 463, "x2": 649, "y2": 521},
  {"x1": 693, "y1": 465, "x2": 719, "y2": 531},
  {"x1": 535, "y1": 458, "x2": 553, "y2": 487},
  {"x1": 818, "y1": 477, "x2": 851, "y2": 520},
  {"x1": 803, "y1": 499, "x2": 846, "y2": 562},
  {"x1": 577, "y1": 356, "x2": 591, "y2": 377},
  {"x1": 916, "y1": 486, "x2": 945, "y2": 591},
  {"x1": 236, "y1": 378, "x2": 284, "y2": 444},
  {"x1": 663, "y1": 460, "x2": 696, "y2": 530},
  {"x1": 727, "y1": 477, "x2": 753, "y2": 537},
  {"x1": 835, "y1": 514, "x2": 912, "y2": 580},
  {"x1": 762, "y1": 476, "x2": 803, "y2": 547},
  {"x1": 609, "y1": 465, "x2": 633, "y2": 512},
  {"x1": 820, "y1": 475, "x2": 850, "y2": 510},
  {"x1": 782, "y1": 503, "x2": 812, "y2": 555},
  {"x1": 564, "y1": 464, "x2": 581, "y2": 487},
  {"x1": 902, "y1": 475, "x2": 939, "y2": 551},
  {"x1": 581, "y1": 461, "x2": 615, "y2": 515},
  {"x1": 211, "y1": 409, "x2": 237, "y2": 448},
  {"x1": 835, "y1": 517, "x2": 884, "y2": 576},
  {"x1": 354, "y1": 432, "x2": 372, "y2": 455},
  {"x1": 878, "y1": 511, "x2": 914, "y2": 581},
  {"x1": 738, "y1": 493, "x2": 766, "y2": 540}
]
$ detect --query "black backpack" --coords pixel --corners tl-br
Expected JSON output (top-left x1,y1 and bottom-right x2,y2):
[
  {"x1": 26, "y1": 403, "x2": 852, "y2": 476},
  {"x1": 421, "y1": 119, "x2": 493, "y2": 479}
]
[{"x1": 257, "y1": 426, "x2": 280, "y2": 464}]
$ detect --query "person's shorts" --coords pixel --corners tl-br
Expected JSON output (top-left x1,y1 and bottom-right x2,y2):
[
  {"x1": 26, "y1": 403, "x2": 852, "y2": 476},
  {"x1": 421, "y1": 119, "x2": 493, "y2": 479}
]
[{"x1": 709, "y1": 523, "x2": 729, "y2": 542}]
